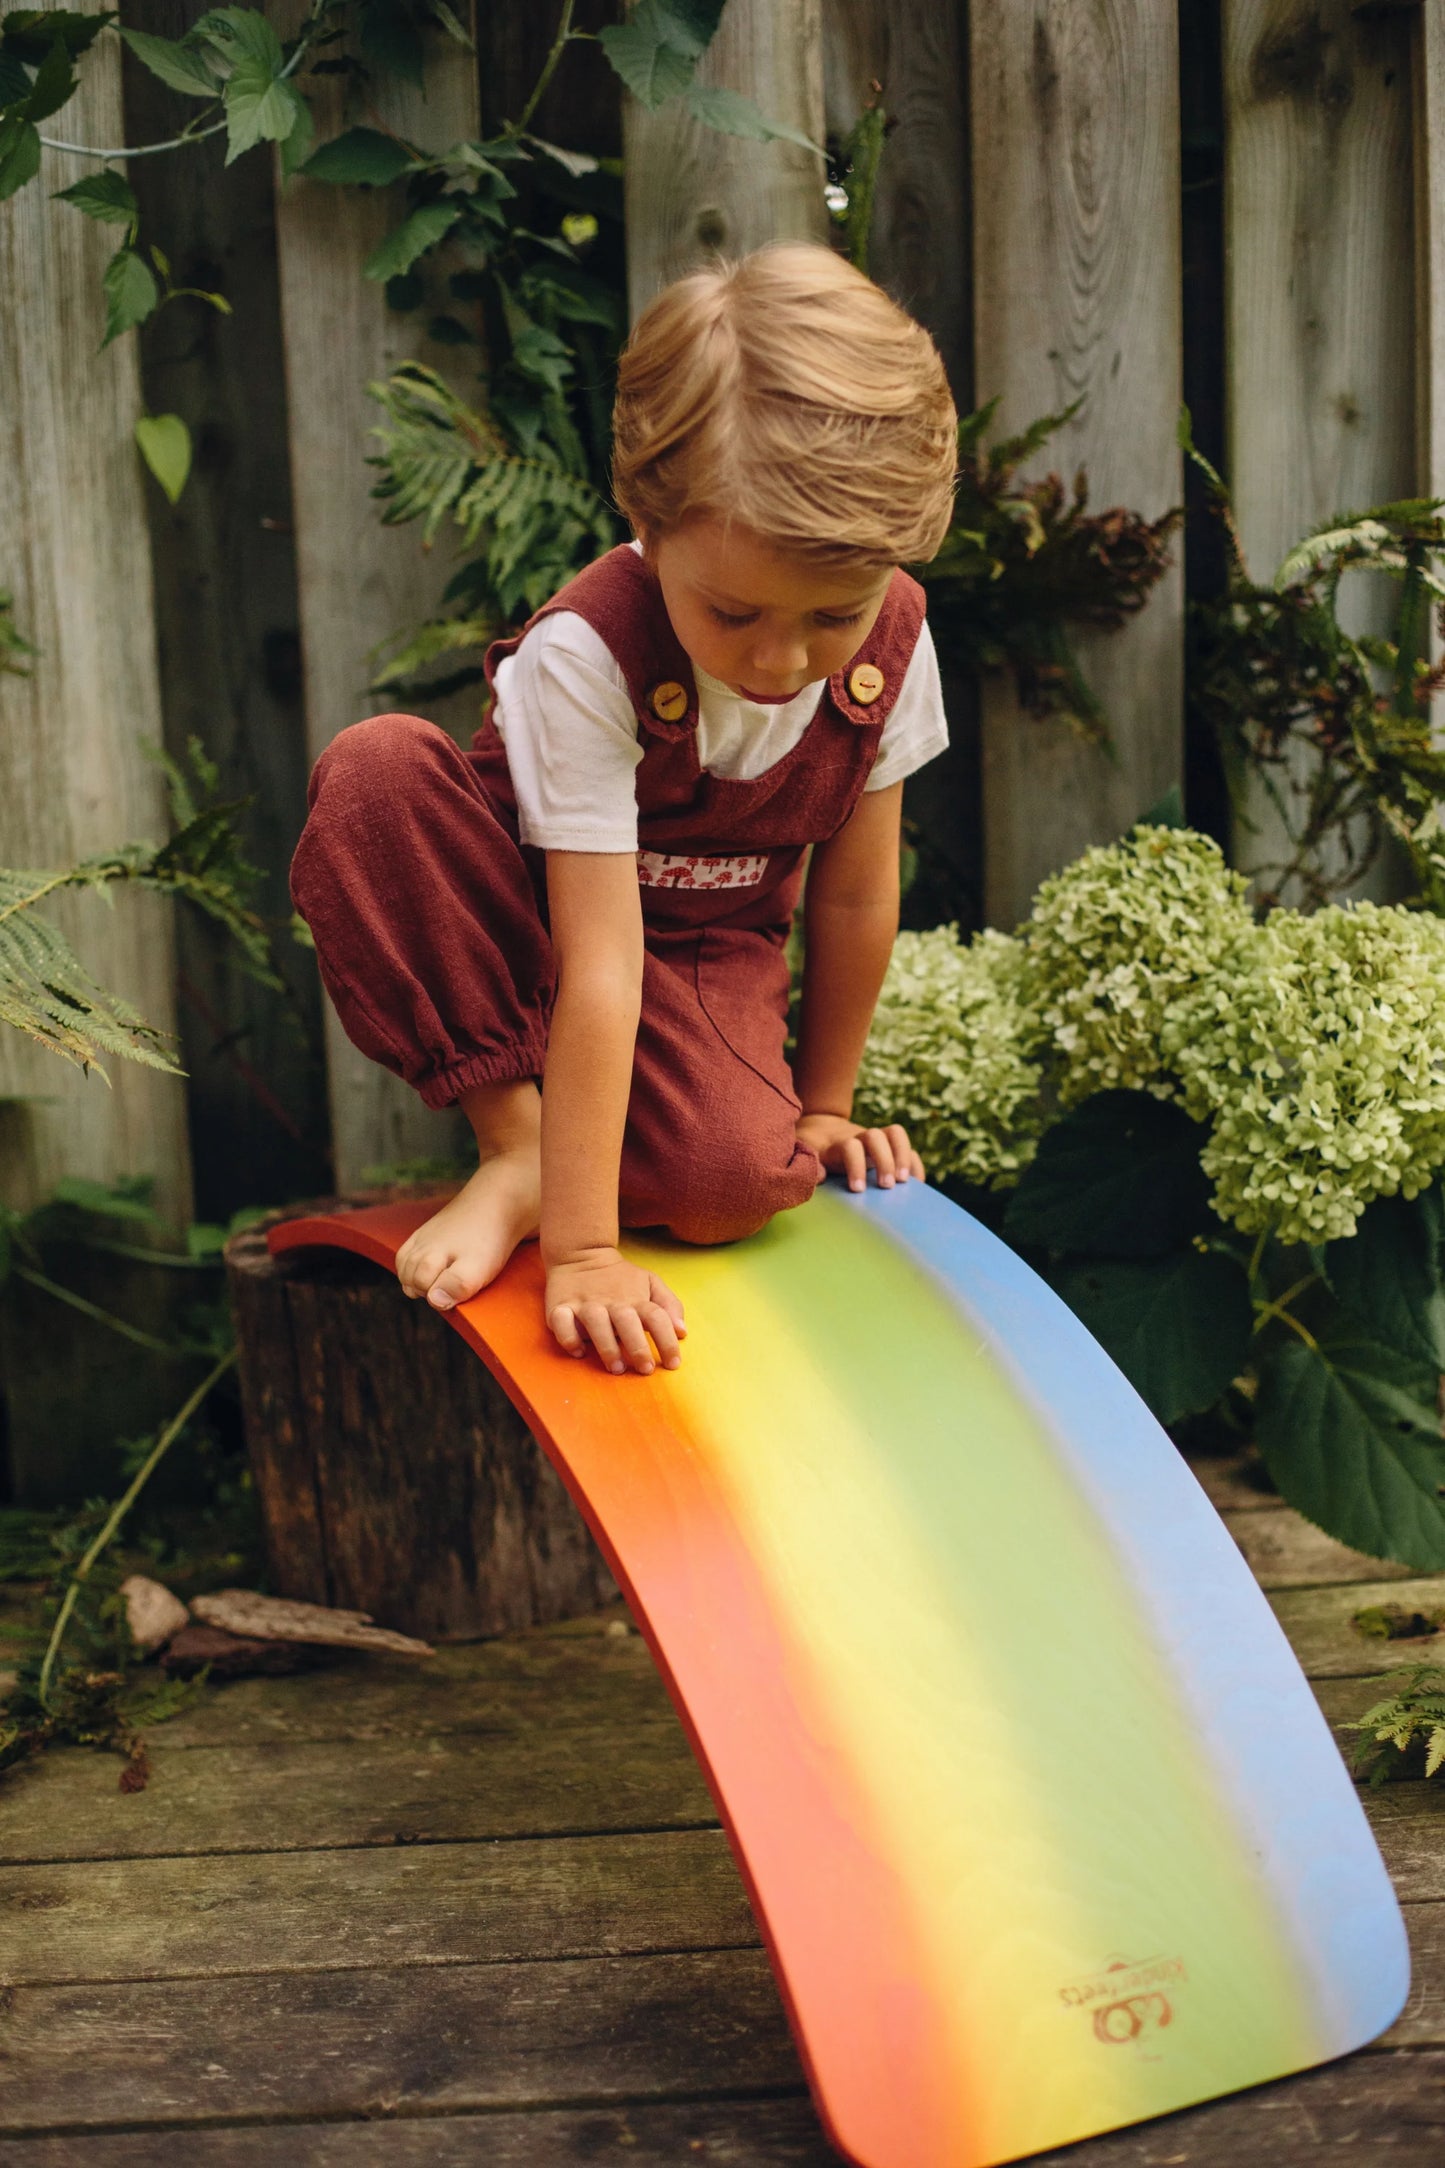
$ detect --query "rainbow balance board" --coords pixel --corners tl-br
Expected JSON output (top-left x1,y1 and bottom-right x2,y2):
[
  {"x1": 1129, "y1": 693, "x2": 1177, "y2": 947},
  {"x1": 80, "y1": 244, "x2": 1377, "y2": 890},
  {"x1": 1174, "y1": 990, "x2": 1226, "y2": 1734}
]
[{"x1": 271, "y1": 1179, "x2": 1409, "y2": 2168}]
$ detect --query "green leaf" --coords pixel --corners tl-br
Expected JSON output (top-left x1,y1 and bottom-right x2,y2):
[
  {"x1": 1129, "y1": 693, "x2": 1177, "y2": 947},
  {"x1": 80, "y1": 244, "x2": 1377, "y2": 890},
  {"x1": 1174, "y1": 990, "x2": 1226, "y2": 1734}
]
[
  {"x1": 1255, "y1": 1328, "x2": 1445, "y2": 1568},
  {"x1": 660, "y1": 0, "x2": 726, "y2": 44},
  {"x1": 303, "y1": 126, "x2": 414, "y2": 186},
  {"x1": 1326, "y1": 1186, "x2": 1445, "y2": 1371},
  {"x1": 0, "y1": 112, "x2": 40, "y2": 201},
  {"x1": 134, "y1": 414, "x2": 192, "y2": 506},
  {"x1": 50, "y1": 1176, "x2": 161, "y2": 1225},
  {"x1": 23, "y1": 36, "x2": 74, "y2": 121},
  {"x1": 0, "y1": 51, "x2": 31, "y2": 105},
  {"x1": 1053, "y1": 1248, "x2": 1254, "y2": 1425},
  {"x1": 1137, "y1": 782, "x2": 1185, "y2": 830},
  {"x1": 190, "y1": 6, "x2": 284, "y2": 70},
  {"x1": 356, "y1": 0, "x2": 425, "y2": 86},
  {"x1": 1003, "y1": 1091, "x2": 1212, "y2": 1259},
  {"x1": 53, "y1": 169, "x2": 137, "y2": 225},
  {"x1": 597, "y1": 0, "x2": 699, "y2": 108},
  {"x1": 223, "y1": 59, "x2": 307, "y2": 164},
  {"x1": 2, "y1": 9, "x2": 112, "y2": 63},
  {"x1": 117, "y1": 27, "x2": 221, "y2": 99},
  {"x1": 363, "y1": 199, "x2": 459, "y2": 281},
  {"x1": 279, "y1": 92, "x2": 313, "y2": 179},
  {"x1": 100, "y1": 246, "x2": 158, "y2": 345},
  {"x1": 683, "y1": 81, "x2": 819, "y2": 152}
]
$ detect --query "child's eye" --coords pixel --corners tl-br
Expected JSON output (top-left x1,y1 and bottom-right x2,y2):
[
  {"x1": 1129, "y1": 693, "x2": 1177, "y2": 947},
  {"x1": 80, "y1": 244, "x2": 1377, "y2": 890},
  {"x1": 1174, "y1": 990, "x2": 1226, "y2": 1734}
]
[
  {"x1": 815, "y1": 610, "x2": 865, "y2": 628},
  {"x1": 708, "y1": 606, "x2": 758, "y2": 627}
]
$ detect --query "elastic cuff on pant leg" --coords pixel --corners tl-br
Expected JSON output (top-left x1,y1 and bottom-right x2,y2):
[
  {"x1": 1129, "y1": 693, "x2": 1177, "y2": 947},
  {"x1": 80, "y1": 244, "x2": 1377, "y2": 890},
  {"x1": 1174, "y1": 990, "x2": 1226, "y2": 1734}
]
[{"x1": 417, "y1": 1041, "x2": 548, "y2": 1110}]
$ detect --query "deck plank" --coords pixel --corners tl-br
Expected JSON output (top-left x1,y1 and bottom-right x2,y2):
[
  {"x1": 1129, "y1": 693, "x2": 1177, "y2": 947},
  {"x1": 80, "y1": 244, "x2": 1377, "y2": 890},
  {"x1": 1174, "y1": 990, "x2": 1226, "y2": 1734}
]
[
  {"x1": 1222, "y1": 1508, "x2": 1417, "y2": 1591},
  {"x1": 0, "y1": 1722, "x2": 714, "y2": 1865},
  {"x1": 3, "y1": 1829, "x2": 757, "y2": 1986},
  {"x1": 0, "y1": 1949, "x2": 796, "y2": 2132},
  {"x1": 1271, "y1": 1580, "x2": 1445, "y2": 1679}
]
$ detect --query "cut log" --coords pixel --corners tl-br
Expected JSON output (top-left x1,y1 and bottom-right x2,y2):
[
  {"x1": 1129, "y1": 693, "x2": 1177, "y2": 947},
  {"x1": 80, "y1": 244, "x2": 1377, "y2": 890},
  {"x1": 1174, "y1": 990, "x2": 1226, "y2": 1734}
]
[{"x1": 224, "y1": 1205, "x2": 616, "y2": 1641}]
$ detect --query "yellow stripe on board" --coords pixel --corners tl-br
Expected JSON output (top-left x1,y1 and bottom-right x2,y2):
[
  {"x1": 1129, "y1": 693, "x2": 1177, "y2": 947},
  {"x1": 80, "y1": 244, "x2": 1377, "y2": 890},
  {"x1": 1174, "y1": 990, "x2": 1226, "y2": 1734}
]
[{"x1": 631, "y1": 1198, "x2": 1320, "y2": 2161}]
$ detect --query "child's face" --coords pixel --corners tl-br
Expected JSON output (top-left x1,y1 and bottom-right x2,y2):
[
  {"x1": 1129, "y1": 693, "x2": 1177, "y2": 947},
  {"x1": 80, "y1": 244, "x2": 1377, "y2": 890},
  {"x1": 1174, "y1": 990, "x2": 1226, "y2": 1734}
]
[{"x1": 649, "y1": 517, "x2": 893, "y2": 702}]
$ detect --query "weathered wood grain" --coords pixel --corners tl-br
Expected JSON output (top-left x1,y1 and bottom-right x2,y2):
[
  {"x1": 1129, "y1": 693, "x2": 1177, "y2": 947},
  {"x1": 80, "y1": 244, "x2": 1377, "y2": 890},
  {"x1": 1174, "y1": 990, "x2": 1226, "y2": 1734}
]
[
  {"x1": 0, "y1": 1947, "x2": 794, "y2": 2133},
  {"x1": 0, "y1": 9, "x2": 190, "y2": 1224},
  {"x1": 1186, "y1": 1451, "x2": 1278, "y2": 1513},
  {"x1": 1223, "y1": 0, "x2": 1417, "y2": 895},
  {"x1": 1416, "y1": 3, "x2": 1445, "y2": 500},
  {"x1": 968, "y1": 0, "x2": 1184, "y2": 927},
  {"x1": 1272, "y1": 1577, "x2": 1445, "y2": 1679},
  {"x1": 148, "y1": 1623, "x2": 669, "y2": 1750},
  {"x1": 121, "y1": 0, "x2": 329, "y2": 1217},
  {"x1": 273, "y1": 8, "x2": 479, "y2": 1188},
  {"x1": 1359, "y1": 1791, "x2": 1445, "y2": 1906},
  {"x1": 0, "y1": 1719, "x2": 712, "y2": 1865},
  {"x1": 0, "y1": 2095, "x2": 832, "y2": 2165},
  {"x1": 4, "y1": 1828, "x2": 756, "y2": 1986},
  {"x1": 623, "y1": 0, "x2": 826, "y2": 317},
  {"x1": 1223, "y1": 1506, "x2": 1417, "y2": 1591}
]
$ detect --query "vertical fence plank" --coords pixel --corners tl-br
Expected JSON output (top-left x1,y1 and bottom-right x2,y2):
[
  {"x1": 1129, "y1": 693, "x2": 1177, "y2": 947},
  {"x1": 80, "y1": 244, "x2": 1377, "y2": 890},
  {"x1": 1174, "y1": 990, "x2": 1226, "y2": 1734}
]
[
  {"x1": 0, "y1": 20, "x2": 191, "y2": 1226},
  {"x1": 123, "y1": 3, "x2": 328, "y2": 1219},
  {"x1": 1224, "y1": 0, "x2": 1416, "y2": 891},
  {"x1": 274, "y1": 16, "x2": 480, "y2": 1190},
  {"x1": 822, "y1": 2, "x2": 980, "y2": 928},
  {"x1": 623, "y1": 0, "x2": 826, "y2": 317},
  {"x1": 969, "y1": 1, "x2": 1184, "y2": 929},
  {"x1": 1416, "y1": 1, "x2": 1445, "y2": 507}
]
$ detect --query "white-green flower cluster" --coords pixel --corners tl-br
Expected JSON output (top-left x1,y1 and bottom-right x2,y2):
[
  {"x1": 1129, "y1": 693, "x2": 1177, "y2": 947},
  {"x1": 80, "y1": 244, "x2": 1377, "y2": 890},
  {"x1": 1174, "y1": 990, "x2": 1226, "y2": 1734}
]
[
  {"x1": 854, "y1": 926, "x2": 1044, "y2": 1188},
  {"x1": 1021, "y1": 826, "x2": 1253, "y2": 1105},
  {"x1": 860, "y1": 825, "x2": 1445, "y2": 1246},
  {"x1": 1166, "y1": 901, "x2": 1445, "y2": 1244}
]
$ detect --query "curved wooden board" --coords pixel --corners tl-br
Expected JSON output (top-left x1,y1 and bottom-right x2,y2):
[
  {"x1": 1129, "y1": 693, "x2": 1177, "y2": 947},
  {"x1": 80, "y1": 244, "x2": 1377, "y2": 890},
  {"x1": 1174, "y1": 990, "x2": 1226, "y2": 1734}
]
[{"x1": 269, "y1": 1181, "x2": 1409, "y2": 2168}]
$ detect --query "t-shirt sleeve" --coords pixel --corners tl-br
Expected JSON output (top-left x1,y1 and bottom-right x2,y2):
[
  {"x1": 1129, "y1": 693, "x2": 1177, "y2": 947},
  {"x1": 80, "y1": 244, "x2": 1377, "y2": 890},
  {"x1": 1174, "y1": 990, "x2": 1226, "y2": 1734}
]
[
  {"x1": 863, "y1": 616, "x2": 949, "y2": 791},
  {"x1": 490, "y1": 612, "x2": 643, "y2": 852}
]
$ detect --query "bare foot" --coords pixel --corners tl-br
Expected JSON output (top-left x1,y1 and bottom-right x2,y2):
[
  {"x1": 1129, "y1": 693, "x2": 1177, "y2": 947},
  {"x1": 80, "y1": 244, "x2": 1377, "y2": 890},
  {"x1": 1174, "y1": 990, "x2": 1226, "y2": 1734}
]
[{"x1": 396, "y1": 1145, "x2": 541, "y2": 1311}]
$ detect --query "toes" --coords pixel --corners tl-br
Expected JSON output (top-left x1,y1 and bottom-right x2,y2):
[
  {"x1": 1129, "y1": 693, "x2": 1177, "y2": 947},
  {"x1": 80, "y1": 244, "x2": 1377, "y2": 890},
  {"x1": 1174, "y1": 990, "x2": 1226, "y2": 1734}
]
[{"x1": 426, "y1": 1261, "x2": 478, "y2": 1312}]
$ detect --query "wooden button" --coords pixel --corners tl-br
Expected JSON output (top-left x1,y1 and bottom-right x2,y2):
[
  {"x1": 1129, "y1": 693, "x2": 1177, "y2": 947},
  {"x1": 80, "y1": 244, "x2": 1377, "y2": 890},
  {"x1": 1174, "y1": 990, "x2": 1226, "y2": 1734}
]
[
  {"x1": 649, "y1": 680, "x2": 689, "y2": 723},
  {"x1": 847, "y1": 662, "x2": 886, "y2": 706}
]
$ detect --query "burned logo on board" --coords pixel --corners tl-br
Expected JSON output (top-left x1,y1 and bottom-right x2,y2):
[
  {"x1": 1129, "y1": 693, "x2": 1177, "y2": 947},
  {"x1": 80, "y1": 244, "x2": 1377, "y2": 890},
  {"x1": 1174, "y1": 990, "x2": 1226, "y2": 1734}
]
[{"x1": 1060, "y1": 1953, "x2": 1187, "y2": 2055}]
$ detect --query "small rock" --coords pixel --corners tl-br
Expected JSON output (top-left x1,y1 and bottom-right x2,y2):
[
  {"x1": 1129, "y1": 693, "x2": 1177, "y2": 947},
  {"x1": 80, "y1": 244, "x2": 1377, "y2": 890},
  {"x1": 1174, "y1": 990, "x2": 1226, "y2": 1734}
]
[
  {"x1": 605, "y1": 1619, "x2": 632, "y2": 1639},
  {"x1": 120, "y1": 1574, "x2": 189, "y2": 1655}
]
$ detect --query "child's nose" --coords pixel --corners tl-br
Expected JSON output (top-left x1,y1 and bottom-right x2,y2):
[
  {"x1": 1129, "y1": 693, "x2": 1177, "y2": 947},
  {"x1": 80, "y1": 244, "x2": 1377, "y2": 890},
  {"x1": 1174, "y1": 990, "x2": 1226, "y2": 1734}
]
[{"x1": 748, "y1": 630, "x2": 811, "y2": 682}]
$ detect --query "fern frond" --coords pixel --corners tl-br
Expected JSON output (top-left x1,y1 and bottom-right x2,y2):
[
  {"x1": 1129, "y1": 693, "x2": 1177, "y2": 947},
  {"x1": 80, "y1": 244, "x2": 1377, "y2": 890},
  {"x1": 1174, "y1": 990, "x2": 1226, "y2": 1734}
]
[
  {"x1": 367, "y1": 361, "x2": 618, "y2": 620},
  {"x1": 369, "y1": 610, "x2": 499, "y2": 692},
  {"x1": 0, "y1": 869, "x2": 180, "y2": 1079}
]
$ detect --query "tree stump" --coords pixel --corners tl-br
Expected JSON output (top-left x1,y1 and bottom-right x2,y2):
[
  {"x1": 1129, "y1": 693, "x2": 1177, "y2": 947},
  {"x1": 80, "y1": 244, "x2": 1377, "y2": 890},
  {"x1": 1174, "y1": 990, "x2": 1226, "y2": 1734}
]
[{"x1": 225, "y1": 1204, "x2": 616, "y2": 1641}]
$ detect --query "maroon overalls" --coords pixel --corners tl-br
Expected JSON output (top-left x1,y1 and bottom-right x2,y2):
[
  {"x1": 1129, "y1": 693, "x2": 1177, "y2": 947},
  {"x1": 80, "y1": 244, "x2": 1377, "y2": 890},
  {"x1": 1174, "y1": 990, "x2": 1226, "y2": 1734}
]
[{"x1": 291, "y1": 544, "x2": 926, "y2": 1244}]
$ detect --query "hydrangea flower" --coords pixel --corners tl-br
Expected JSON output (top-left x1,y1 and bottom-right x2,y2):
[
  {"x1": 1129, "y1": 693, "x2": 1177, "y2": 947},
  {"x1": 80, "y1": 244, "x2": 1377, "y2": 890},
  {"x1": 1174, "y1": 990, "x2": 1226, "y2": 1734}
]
[
  {"x1": 1166, "y1": 901, "x2": 1445, "y2": 1244},
  {"x1": 1020, "y1": 826, "x2": 1253, "y2": 1105},
  {"x1": 854, "y1": 926, "x2": 1044, "y2": 1188}
]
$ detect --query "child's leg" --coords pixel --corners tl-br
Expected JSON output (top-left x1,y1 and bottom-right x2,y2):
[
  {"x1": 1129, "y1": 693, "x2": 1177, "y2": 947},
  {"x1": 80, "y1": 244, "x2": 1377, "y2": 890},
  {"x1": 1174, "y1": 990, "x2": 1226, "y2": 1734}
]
[
  {"x1": 291, "y1": 712, "x2": 552, "y2": 1306},
  {"x1": 620, "y1": 932, "x2": 823, "y2": 1245}
]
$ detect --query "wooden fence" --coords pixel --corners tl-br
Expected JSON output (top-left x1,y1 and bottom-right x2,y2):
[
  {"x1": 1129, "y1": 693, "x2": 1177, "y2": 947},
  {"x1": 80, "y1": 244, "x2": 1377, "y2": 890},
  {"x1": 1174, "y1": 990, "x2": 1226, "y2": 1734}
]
[{"x1": 2, "y1": 0, "x2": 1441, "y2": 1228}]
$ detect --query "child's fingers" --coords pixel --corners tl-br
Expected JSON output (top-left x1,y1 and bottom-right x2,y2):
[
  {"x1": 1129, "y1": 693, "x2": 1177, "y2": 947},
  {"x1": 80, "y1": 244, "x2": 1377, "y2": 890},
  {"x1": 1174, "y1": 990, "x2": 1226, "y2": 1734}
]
[
  {"x1": 861, "y1": 1127, "x2": 898, "y2": 1187},
  {"x1": 577, "y1": 1302, "x2": 626, "y2": 1375},
  {"x1": 611, "y1": 1306, "x2": 658, "y2": 1375},
  {"x1": 648, "y1": 1274, "x2": 687, "y2": 1334},
  {"x1": 910, "y1": 1148, "x2": 926, "y2": 1181},
  {"x1": 841, "y1": 1134, "x2": 869, "y2": 1191},
  {"x1": 549, "y1": 1303, "x2": 586, "y2": 1357},
  {"x1": 885, "y1": 1124, "x2": 915, "y2": 1181},
  {"x1": 639, "y1": 1300, "x2": 682, "y2": 1369}
]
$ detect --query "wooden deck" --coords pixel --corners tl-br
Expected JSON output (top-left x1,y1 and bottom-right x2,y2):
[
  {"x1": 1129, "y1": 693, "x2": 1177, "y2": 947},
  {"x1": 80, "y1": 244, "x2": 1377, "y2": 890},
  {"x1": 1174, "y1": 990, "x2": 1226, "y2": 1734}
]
[{"x1": 2, "y1": 1457, "x2": 1444, "y2": 2164}]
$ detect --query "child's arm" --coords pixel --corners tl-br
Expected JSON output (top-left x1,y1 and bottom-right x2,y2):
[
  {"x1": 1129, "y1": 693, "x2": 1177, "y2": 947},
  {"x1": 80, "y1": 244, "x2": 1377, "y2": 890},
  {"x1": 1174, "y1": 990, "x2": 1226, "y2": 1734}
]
[
  {"x1": 793, "y1": 781, "x2": 924, "y2": 1190},
  {"x1": 542, "y1": 851, "x2": 686, "y2": 1375}
]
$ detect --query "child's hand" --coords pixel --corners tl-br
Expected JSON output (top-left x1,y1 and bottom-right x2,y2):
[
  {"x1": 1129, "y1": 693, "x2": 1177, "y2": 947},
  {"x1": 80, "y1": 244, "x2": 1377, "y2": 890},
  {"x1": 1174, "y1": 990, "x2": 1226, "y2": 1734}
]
[
  {"x1": 796, "y1": 1112, "x2": 925, "y2": 1193},
  {"x1": 544, "y1": 1246, "x2": 687, "y2": 1376}
]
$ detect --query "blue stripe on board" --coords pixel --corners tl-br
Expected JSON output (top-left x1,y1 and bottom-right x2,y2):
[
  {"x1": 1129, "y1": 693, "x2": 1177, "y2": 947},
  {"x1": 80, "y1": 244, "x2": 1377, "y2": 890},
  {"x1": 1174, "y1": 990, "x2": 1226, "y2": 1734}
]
[{"x1": 838, "y1": 1177, "x2": 1410, "y2": 2054}]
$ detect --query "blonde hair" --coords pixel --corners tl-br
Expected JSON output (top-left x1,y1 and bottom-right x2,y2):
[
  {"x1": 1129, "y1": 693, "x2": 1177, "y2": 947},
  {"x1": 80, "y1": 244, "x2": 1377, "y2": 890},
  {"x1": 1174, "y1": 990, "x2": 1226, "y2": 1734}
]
[{"x1": 611, "y1": 243, "x2": 958, "y2": 569}]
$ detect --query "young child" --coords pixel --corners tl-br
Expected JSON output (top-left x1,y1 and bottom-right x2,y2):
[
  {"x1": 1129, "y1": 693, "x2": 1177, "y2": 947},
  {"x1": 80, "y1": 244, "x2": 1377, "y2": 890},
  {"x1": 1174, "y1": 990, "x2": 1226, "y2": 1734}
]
[{"x1": 292, "y1": 242, "x2": 958, "y2": 1379}]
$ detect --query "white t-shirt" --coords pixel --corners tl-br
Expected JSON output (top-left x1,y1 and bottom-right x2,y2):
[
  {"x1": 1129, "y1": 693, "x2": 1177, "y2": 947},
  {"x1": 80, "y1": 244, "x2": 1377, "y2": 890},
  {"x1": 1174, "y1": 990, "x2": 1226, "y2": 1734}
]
[{"x1": 490, "y1": 565, "x2": 949, "y2": 854}]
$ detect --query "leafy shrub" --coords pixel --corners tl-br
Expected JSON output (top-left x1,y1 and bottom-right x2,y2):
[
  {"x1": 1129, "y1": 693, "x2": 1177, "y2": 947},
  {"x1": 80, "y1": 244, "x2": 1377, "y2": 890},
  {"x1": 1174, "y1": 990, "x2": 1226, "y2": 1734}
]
[{"x1": 854, "y1": 927, "x2": 1043, "y2": 1189}]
